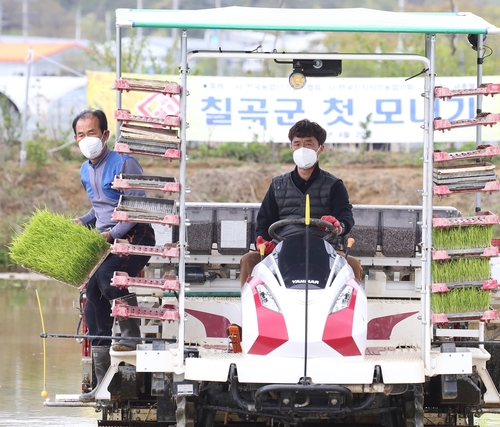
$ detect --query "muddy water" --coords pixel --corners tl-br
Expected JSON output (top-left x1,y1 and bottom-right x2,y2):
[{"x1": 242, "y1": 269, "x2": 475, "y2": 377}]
[
  {"x1": 4, "y1": 278, "x2": 500, "y2": 427},
  {"x1": 0, "y1": 279, "x2": 99, "y2": 427}
]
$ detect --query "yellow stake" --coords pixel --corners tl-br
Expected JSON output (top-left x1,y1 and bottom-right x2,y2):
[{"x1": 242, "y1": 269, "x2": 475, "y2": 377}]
[
  {"x1": 36, "y1": 289, "x2": 48, "y2": 398},
  {"x1": 305, "y1": 194, "x2": 310, "y2": 226}
]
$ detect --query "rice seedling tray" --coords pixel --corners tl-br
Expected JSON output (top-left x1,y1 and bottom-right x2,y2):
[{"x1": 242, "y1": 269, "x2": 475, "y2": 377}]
[
  {"x1": 434, "y1": 162, "x2": 496, "y2": 175},
  {"x1": 118, "y1": 137, "x2": 179, "y2": 151},
  {"x1": 434, "y1": 113, "x2": 500, "y2": 132},
  {"x1": 431, "y1": 309, "x2": 498, "y2": 325},
  {"x1": 9, "y1": 209, "x2": 112, "y2": 288},
  {"x1": 434, "y1": 180, "x2": 498, "y2": 191},
  {"x1": 432, "y1": 246, "x2": 499, "y2": 260},
  {"x1": 433, "y1": 173, "x2": 495, "y2": 186},
  {"x1": 112, "y1": 174, "x2": 180, "y2": 194},
  {"x1": 115, "y1": 108, "x2": 181, "y2": 128},
  {"x1": 432, "y1": 216, "x2": 495, "y2": 254},
  {"x1": 114, "y1": 78, "x2": 181, "y2": 95},
  {"x1": 435, "y1": 83, "x2": 500, "y2": 100},
  {"x1": 434, "y1": 177, "x2": 496, "y2": 190},
  {"x1": 433, "y1": 162, "x2": 495, "y2": 185},
  {"x1": 112, "y1": 239, "x2": 179, "y2": 258},
  {"x1": 112, "y1": 195, "x2": 179, "y2": 226},
  {"x1": 114, "y1": 140, "x2": 181, "y2": 160},
  {"x1": 24, "y1": 246, "x2": 111, "y2": 289},
  {"x1": 431, "y1": 279, "x2": 498, "y2": 293},
  {"x1": 112, "y1": 271, "x2": 179, "y2": 291},
  {"x1": 433, "y1": 212, "x2": 499, "y2": 228},
  {"x1": 434, "y1": 180, "x2": 500, "y2": 196},
  {"x1": 112, "y1": 298, "x2": 179, "y2": 322},
  {"x1": 115, "y1": 195, "x2": 176, "y2": 214},
  {"x1": 120, "y1": 123, "x2": 180, "y2": 143},
  {"x1": 432, "y1": 257, "x2": 491, "y2": 284},
  {"x1": 434, "y1": 145, "x2": 500, "y2": 163},
  {"x1": 431, "y1": 286, "x2": 492, "y2": 315}
]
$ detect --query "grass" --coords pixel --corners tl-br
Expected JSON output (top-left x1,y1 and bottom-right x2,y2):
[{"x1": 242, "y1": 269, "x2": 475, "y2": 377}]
[
  {"x1": 9, "y1": 208, "x2": 110, "y2": 287},
  {"x1": 431, "y1": 287, "x2": 491, "y2": 314},
  {"x1": 432, "y1": 257, "x2": 491, "y2": 283},
  {"x1": 433, "y1": 225, "x2": 494, "y2": 250}
]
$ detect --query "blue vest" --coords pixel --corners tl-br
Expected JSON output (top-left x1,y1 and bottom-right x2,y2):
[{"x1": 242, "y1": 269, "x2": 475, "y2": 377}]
[{"x1": 80, "y1": 150, "x2": 133, "y2": 202}]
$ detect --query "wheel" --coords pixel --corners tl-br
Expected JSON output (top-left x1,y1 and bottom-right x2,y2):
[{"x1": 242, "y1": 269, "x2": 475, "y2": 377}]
[
  {"x1": 387, "y1": 385, "x2": 425, "y2": 427},
  {"x1": 268, "y1": 217, "x2": 338, "y2": 241},
  {"x1": 196, "y1": 408, "x2": 216, "y2": 427},
  {"x1": 485, "y1": 342, "x2": 500, "y2": 390},
  {"x1": 403, "y1": 385, "x2": 424, "y2": 427},
  {"x1": 176, "y1": 396, "x2": 195, "y2": 427}
]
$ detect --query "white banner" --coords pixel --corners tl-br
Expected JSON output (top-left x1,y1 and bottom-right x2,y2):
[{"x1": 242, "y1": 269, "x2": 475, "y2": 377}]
[
  {"x1": 185, "y1": 76, "x2": 500, "y2": 144},
  {"x1": 87, "y1": 72, "x2": 500, "y2": 144}
]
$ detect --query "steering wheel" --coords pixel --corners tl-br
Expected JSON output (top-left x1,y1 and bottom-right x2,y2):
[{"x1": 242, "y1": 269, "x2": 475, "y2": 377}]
[{"x1": 268, "y1": 218, "x2": 338, "y2": 242}]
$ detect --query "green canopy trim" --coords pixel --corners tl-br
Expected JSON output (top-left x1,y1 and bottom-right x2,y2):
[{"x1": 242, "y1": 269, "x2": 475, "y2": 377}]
[{"x1": 116, "y1": 7, "x2": 500, "y2": 35}]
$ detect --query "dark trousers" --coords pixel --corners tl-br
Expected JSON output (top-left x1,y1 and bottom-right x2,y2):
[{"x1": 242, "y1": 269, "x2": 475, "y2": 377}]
[{"x1": 84, "y1": 224, "x2": 155, "y2": 346}]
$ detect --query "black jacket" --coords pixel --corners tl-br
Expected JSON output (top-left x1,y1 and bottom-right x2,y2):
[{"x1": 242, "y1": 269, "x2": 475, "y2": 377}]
[{"x1": 256, "y1": 164, "x2": 354, "y2": 241}]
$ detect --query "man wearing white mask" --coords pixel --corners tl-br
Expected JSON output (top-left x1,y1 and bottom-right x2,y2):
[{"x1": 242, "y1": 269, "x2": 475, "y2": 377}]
[
  {"x1": 72, "y1": 109, "x2": 155, "y2": 402},
  {"x1": 240, "y1": 118, "x2": 361, "y2": 286}
]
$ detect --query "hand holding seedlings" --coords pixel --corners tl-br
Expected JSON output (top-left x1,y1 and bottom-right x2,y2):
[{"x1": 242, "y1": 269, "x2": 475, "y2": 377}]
[{"x1": 101, "y1": 231, "x2": 113, "y2": 243}]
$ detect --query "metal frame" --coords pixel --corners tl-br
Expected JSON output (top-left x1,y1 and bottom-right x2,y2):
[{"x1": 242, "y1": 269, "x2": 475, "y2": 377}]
[{"x1": 114, "y1": 14, "x2": 490, "y2": 378}]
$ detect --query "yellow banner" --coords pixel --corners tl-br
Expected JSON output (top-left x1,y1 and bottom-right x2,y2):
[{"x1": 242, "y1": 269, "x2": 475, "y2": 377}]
[{"x1": 86, "y1": 71, "x2": 179, "y2": 138}]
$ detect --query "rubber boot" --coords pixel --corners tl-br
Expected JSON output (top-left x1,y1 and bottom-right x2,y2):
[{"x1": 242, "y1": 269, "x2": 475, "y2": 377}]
[
  {"x1": 79, "y1": 346, "x2": 111, "y2": 402},
  {"x1": 112, "y1": 294, "x2": 142, "y2": 351}
]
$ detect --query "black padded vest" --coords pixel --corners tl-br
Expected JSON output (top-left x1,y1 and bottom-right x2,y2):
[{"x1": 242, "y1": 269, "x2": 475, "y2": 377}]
[{"x1": 272, "y1": 169, "x2": 339, "y2": 239}]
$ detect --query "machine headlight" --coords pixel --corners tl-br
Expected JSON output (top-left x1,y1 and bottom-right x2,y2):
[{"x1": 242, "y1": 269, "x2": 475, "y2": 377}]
[
  {"x1": 289, "y1": 71, "x2": 306, "y2": 89},
  {"x1": 256, "y1": 284, "x2": 281, "y2": 313},
  {"x1": 330, "y1": 285, "x2": 353, "y2": 313}
]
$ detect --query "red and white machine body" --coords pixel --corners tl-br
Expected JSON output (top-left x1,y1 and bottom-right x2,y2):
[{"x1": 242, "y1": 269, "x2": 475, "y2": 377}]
[{"x1": 241, "y1": 236, "x2": 367, "y2": 359}]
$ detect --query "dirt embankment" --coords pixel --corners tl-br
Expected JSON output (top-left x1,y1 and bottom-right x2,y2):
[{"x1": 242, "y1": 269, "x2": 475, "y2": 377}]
[
  {"x1": 4, "y1": 155, "x2": 500, "y2": 274},
  {"x1": 2, "y1": 158, "x2": 497, "y2": 226}
]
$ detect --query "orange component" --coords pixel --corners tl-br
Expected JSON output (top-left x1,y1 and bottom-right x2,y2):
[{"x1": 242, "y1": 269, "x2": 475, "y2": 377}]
[{"x1": 228, "y1": 324, "x2": 242, "y2": 353}]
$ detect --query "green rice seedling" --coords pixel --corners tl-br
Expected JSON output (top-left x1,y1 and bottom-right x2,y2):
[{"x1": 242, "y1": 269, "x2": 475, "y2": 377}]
[
  {"x1": 432, "y1": 257, "x2": 490, "y2": 284},
  {"x1": 433, "y1": 225, "x2": 493, "y2": 250},
  {"x1": 9, "y1": 208, "x2": 110, "y2": 287},
  {"x1": 431, "y1": 287, "x2": 491, "y2": 314}
]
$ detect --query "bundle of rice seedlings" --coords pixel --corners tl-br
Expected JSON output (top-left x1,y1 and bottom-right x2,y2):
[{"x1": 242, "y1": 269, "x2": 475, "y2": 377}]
[
  {"x1": 432, "y1": 257, "x2": 490, "y2": 284},
  {"x1": 9, "y1": 208, "x2": 110, "y2": 287},
  {"x1": 433, "y1": 225, "x2": 493, "y2": 250},
  {"x1": 431, "y1": 287, "x2": 491, "y2": 314}
]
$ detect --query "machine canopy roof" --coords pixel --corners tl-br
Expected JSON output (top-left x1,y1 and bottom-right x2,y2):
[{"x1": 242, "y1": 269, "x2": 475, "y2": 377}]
[{"x1": 116, "y1": 6, "x2": 500, "y2": 35}]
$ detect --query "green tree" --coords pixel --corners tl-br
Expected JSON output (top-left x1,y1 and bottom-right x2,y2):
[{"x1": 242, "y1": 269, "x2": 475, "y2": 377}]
[
  {"x1": 319, "y1": 3, "x2": 500, "y2": 78},
  {"x1": 85, "y1": 29, "x2": 178, "y2": 74},
  {"x1": 0, "y1": 95, "x2": 22, "y2": 162}
]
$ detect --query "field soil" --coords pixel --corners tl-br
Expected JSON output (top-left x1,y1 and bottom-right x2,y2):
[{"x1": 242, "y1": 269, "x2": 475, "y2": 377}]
[
  {"x1": 183, "y1": 161, "x2": 498, "y2": 216},
  {"x1": 1, "y1": 157, "x2": 492, "y2": 220}
]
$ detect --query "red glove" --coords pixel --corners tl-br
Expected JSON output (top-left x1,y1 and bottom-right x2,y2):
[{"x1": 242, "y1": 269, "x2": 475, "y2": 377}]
[
  {"x1": 256, "y1": 236, "x2": 276, "y2": 255},
  {"x1": 319, "y1": 215, "x2": 342, "y2": 233}
]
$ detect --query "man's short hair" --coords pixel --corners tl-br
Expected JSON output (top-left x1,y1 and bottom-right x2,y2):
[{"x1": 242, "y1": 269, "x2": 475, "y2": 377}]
[
  {"x1": 72, "y1": 109, "x2": 108, "y2": 135},
  {"x1": 288, "y1": 119, "x2": 327, "y2": 145}
]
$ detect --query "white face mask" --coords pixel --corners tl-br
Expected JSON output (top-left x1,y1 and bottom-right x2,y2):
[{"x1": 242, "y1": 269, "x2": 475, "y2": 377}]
[
  {"x1": 293, "y1": 147, "x2": 319, "y2": 169},
  {"x1": 78, "y1": 136, "x2": 105, "y2": 160}
]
